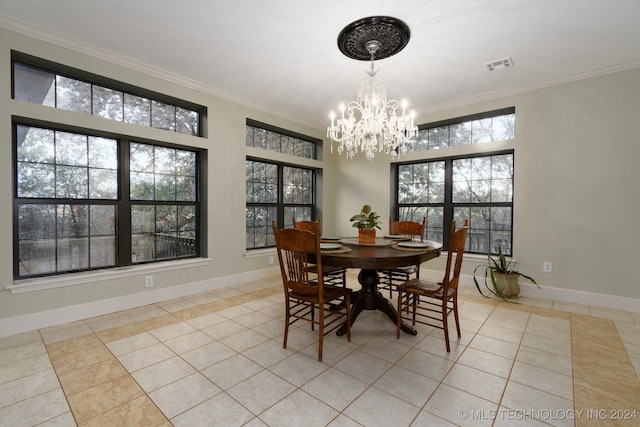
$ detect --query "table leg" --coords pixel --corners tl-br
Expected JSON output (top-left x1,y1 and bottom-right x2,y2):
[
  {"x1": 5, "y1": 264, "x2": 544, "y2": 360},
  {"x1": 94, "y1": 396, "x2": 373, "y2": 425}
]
[{"x1": 337, "y1": 268, "x2": 417, "y2": 336}]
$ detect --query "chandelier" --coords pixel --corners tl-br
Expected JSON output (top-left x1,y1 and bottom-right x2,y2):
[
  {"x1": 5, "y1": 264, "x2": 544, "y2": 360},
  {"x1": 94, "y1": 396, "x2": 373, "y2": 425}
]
[{"x1": 327, "y1": 16, "x2": 418, "y2": 161}]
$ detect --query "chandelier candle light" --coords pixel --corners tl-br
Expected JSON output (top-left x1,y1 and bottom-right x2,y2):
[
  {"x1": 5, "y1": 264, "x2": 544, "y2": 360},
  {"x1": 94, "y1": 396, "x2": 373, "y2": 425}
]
[{"x1": 327, "y1": 16, "x2": 418, "y2": 161}]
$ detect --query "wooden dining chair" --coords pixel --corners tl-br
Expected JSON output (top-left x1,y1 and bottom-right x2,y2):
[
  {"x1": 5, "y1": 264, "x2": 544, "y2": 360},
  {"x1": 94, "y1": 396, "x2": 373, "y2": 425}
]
[
  {"x1": 396, "y1": 219, "x2": 468, "y2": 352},
  {"x1": 292, "y1": 216, "x2": 347, "y2": 288},
  {"x1": 379, "y1": 216, "x2": 426, "y2": 297},
  {"x1": 272, "y1": 220, "x2": 351, "y2": 362}
]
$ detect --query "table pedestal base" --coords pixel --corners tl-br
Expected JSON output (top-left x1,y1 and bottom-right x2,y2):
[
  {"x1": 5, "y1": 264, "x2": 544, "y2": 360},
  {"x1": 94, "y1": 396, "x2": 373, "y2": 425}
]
[{"x1": 337, "y1": 268, "x2": 417, "y2": 336}]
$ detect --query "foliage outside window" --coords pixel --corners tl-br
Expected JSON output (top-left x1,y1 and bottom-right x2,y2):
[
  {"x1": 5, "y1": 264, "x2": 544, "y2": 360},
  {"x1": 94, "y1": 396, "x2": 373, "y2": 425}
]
[
  {"x1": 246, "y1": 122, "x2": 315, "y2": 159},
  {"x1": 405, "y1": 108, "x2": 515, "y2": 153},
  {"x1": 12, "y1": 56, "x2": 202, "y2": 136},
  {"x1": 395, "y1": 108, "x2": 515, "y2": 255},
  {"x1": 246, "y1": 160, "x2": 314, "y2": 249},
  {"x1": 397, "y1": 153, "x2": 514, "y2": 255},
  {"x1": 245, "y1": 121, "x2": 317, "y2": 250},
  {"x1": 14, "y1": 124, "x2": 200, "y2": 279},
  {"x1": 129, "y1": 143, "x2": 198, "y2": 263}
]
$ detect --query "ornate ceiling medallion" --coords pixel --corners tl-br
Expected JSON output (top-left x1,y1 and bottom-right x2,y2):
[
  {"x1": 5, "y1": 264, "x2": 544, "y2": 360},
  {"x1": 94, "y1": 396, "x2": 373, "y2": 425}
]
[{"x1": 337, "y1": 16, "x2": 411, "y2": 61}]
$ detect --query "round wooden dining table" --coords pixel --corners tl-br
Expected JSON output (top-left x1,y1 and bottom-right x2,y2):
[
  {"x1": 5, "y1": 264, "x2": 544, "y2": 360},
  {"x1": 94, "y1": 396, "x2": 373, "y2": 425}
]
[{"x1": 316, "y1": 237, "x2": 442, "y2": 336}]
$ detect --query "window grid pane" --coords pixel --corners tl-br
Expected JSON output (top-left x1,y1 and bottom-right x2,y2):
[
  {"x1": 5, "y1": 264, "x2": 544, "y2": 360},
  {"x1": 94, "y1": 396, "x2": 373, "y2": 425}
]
[
  {"x1": 245, "y1": 206, "x2": 277, "y2": 249},
  {"x1": 283, "y1": 167, "x2": 313, "y2": 204},
  {"x1": 245, "y1": 124, "x2": 316, "y2": 160},
  {"x1": 13, "y1": 60, "x2": 202, "y2": 137},
  {"x1": 13, "y1": 63, "x2": 55, "y2": 107},
  {"x1": 398, "y1": 162, "x2": 445, "y2": 205},
  {"x1": 130, "y1": 143, "x2": 198, "y2": 202},
  {"x1": 18, "y1": 203, "x2": 118, "y2": 276}
]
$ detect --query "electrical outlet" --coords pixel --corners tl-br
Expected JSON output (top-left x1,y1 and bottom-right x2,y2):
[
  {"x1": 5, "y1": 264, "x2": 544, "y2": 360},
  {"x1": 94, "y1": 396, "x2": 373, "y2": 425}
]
[
  {"x1": 543, "y1": 262, "x2": 552, "y2": 273},
  {"x1": 269, "y1": 256, "x2": 274, "y2": 265},
  {"x1": 145, "y1": 275, "x2": 154, "y2": 287}
]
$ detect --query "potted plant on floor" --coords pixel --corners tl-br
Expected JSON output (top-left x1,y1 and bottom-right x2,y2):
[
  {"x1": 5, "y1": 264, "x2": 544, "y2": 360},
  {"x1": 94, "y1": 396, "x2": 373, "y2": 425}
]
[
  {"x1": 473, "y1": 247, "x2": 539, "y2": 301},
  {"x1": 350, "y1": 204, "x2": 381, "y2": 244}
]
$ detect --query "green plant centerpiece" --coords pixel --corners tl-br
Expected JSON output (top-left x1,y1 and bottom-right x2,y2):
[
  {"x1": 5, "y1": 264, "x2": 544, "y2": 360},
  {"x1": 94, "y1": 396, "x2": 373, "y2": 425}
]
[
  {"x1": 350, "y1": 204, "x2": 381, "y2": 230},
  {"x1": 350, "y1": 204, "x2": 381, "y2": 244},
  {"x1": 473, "y1": 247, "x2": 539, "y2": 301}
]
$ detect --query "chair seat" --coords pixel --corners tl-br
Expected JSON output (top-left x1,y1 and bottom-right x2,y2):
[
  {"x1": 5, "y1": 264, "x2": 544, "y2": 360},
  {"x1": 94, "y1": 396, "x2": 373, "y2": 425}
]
[
  {"x1": 398, "y1": 278, "x2": 455, "y2": 299},
  {"x1": 379, "y1": 266, "x2": 418, "y2": 297},
  {"x1": 290, "y1": 286, "x2": 351, "y2": 303}
]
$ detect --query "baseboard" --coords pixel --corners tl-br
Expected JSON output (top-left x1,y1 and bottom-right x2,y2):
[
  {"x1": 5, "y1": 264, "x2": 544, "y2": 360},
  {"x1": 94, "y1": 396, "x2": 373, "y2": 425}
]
[
  {"x1": 419, "y1": 268, "x2": 640, "y2": 314},
  {"x1": 2, "y1": 266, "x2": 638, "y2": 339},
  {"x1": 0, "y1": 266, "x2": 280, "y2": 338}
]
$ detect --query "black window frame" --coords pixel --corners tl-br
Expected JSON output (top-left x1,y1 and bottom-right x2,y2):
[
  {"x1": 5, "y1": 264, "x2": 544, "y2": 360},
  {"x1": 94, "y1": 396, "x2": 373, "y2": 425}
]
[
  {"x1": 11, "y1": 51, "x2": 206, "y2": 138},
  {"x1": 245, "y1": 119, "x2": 318, "y2": 160},
  {"x1": 10, "y1": 52, "x2": 207, "y2": 281},
  {"x1": 245, "y1": 120, "x2": 319, "y2": 251},
  {"x1": 12, "y1": 119, "x2": 203, "y2": 280},
  {"x1": 406, "y1": 107, "x2": 515, "y2": 153},
  {"x1": 393, "y1": 108, "x2": 516, "y2": 256},
  {"x1": 245, "y1": 157, "x2": 316, "y2": 250}
]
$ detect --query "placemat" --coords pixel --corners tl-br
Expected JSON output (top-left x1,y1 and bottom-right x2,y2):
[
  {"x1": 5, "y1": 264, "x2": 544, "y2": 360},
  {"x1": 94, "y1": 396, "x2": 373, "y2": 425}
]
[
  {"x1": 321, "y1": 246, "x2": 352, "y2": 254},
  {"x1": 390, "y1": 243, "x2": 435, "y2": 252}
]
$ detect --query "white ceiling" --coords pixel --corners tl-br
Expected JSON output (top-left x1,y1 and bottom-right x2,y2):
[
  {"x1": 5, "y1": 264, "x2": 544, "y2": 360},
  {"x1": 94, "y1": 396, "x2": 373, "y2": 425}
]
[{"x1": 1, "y1": 0, "x2": 640, "y2": 130}]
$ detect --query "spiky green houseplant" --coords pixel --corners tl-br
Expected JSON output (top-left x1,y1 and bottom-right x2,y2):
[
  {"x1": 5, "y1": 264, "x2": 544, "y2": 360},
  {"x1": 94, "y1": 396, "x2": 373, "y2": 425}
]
[{"x1": 473, "y1": 247, "x2": 539, "y2": 301}]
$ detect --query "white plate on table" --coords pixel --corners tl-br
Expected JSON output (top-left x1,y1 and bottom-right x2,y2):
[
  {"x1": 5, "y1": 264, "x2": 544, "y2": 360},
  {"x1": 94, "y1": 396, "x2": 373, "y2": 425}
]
[
  {"x1": 384, "y1": 234, "x2": 408, "y2": 239},
  {"x1": 320, "y1": 243, "x2": 342, "y2": 250},
  {"x1": 426, "y1": 240, "x2": 443, "y2": 249},
  {"x1": 398, "y1": 241, "x2": 430, "y2": 248},
  {"x1": 321, "y1": 236, "x2": 341, "y2": 241}
]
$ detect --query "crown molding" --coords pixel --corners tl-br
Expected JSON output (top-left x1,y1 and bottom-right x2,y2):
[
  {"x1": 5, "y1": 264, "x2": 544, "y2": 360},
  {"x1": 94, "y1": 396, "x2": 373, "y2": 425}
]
[
  {"x1": 0, "y1": 16, "x2": 319, "y2": 130},
  {"x1": 417, "y1": 59, "x2": 640, "y2": 116}
]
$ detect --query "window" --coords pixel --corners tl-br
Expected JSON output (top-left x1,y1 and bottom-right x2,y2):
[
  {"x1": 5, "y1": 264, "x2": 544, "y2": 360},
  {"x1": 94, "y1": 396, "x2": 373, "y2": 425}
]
[
  {"x1": 406, "y1": 108, "x2": 515, "y2": 153},
  {"x1": 12, "y1": 52, "x2": 203, "y2": 137},
  {"x1": 14, "y1": 124, "x2": 201, "y2": 280},
  {"x1": 245, "y1": 160, "x2": 314, "y2": 249},
  {"x1": 11, "y1": 53, "x2": 205, "y2": 280},
  {"x1": 246, "y1": 121, "x2": 316, "y2": 159},
  {"x1": 129, "y1": 142, "x2": 199, "y2": 263},
  {"x1": 395, "y1": 109, "x2": 515, "y2": 255},
  {"x1": 245, "y1": 121, "x2": 317, "y2": 250}
]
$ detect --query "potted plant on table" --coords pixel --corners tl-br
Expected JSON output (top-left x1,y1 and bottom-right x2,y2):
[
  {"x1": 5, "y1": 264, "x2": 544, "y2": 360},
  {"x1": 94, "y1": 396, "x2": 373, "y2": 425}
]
[
  {"x1": 473, "y1": 247, "x2": 540, "y2": 301},
  {"x1": 350, "y1": 204, "x2": 381, "y2": 244}
]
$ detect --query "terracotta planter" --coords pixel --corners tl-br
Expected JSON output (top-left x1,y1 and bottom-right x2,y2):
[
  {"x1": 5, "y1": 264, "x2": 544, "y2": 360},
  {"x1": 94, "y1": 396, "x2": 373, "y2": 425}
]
[
  {"x1": 494, "y1": 272, "x2": 520, "y2": 297},
  {"x1": 358, "y1": 229, "x2": 376, "y2": 245}
]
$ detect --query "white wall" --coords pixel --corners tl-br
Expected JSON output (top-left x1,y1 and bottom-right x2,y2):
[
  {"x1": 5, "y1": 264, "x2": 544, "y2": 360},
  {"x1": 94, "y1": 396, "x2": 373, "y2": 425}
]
[
  {"x1": 325, "y1": 68, "x2": 640, "y2": 301},
  {"x1": 1, "y1": 26, "x2": 639, "y2": 337},
  {"x1": 0, "y1": 27, "x2": 324, "y2": 329}
]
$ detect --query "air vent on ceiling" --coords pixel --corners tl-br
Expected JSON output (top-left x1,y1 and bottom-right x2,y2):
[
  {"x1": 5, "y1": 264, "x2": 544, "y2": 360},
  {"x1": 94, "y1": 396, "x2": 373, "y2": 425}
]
[{"x1": 485, "y1": 56, "x2": 514, "y2": 71}]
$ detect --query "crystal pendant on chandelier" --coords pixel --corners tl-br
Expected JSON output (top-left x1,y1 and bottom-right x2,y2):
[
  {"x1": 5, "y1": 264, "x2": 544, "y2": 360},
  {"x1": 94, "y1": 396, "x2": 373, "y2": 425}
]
[{"x1": 327, "y1": 17, "x2": 418, "y2": 161}]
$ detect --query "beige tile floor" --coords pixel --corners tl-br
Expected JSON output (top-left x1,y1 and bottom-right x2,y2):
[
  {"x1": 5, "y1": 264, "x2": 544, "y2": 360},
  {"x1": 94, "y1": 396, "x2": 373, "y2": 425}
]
[{"x1": 1, "y1": 272, "x2": 639, "y2": 426}]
